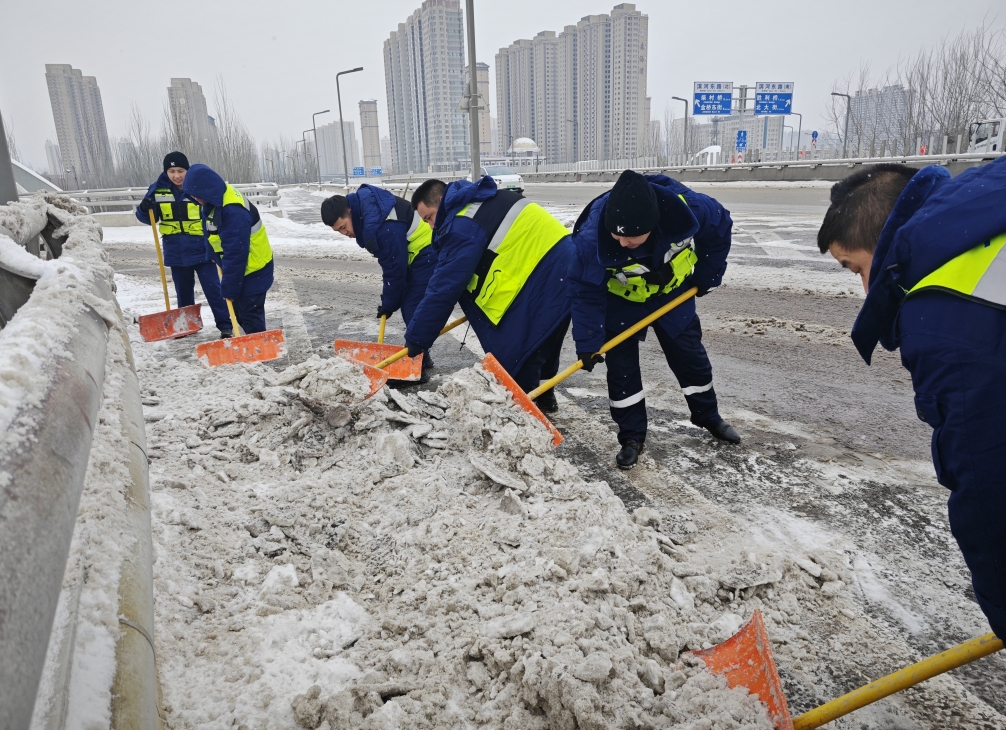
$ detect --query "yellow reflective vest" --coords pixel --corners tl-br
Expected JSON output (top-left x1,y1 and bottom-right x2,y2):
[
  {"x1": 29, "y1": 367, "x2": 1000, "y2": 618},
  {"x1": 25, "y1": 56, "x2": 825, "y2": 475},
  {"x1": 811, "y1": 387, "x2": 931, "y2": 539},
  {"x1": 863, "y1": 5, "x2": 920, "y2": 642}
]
[
  {"x1": 457, "y1": 194, "x2": 570, "y2": 325},
  {"x1": 205, "y1": 184, "x2": 273, "y2": 276},
  {"x1": 605, "y1": 194, "x2": 698, "y2": 303},
  {"x1": 907, "y1": 232, "x2": 1006, "y2": 308},
  {"x1": 153, "y1": 186, "x2": 203, "y2": 237},
  {"x1": 386, "y1": 204, "x2": 433, "y2": 265}
]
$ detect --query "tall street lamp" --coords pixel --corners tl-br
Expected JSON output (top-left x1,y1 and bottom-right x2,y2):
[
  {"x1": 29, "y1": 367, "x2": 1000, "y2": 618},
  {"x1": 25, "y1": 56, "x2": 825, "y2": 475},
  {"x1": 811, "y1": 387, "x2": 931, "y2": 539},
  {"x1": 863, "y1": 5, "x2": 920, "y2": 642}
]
[
  {"x1": 791, "y1": 112, "x2": 803, "y2": 156},
  {"x1": 671, "y1": 96, "x2": 689, "y2": 162},
  {"x1": 312, "y1": 110, "x2": 330, "y2": 184},
  {"x1": 336, "y1": 67, "x2": 363, "y2": 188},
  {"x1": 463, "y1": 0, "x2": 481, "y2": 183},
  {"x1": 784, "y1": 125, "x2": 794, "y2": 156},
  {"x1": 831, "y1": 93, "x2": 851, "y2": 158}
]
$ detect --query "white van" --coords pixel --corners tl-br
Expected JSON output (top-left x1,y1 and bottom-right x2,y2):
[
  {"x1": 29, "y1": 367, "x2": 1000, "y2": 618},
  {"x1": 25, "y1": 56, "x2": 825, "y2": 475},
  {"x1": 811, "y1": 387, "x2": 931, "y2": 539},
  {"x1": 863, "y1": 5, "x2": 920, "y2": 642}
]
[{"x1": 969, "y1": 119, "x2": 1004, "y2": 154}]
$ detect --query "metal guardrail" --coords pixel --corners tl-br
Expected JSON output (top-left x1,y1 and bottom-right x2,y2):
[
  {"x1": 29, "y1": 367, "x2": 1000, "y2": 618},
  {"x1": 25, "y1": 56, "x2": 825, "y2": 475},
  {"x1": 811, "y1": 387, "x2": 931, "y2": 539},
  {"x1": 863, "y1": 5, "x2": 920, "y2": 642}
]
[{"x1": 21, "y1": 182, "x2": 281, "y2": 213}]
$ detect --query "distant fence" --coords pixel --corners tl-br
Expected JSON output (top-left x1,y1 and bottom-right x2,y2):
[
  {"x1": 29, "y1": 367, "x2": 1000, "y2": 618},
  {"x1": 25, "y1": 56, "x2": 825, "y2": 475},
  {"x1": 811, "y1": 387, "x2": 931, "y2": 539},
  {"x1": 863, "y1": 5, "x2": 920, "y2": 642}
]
[{"x1": 19, "y1": 182, "x2": 281, "y2": 213}]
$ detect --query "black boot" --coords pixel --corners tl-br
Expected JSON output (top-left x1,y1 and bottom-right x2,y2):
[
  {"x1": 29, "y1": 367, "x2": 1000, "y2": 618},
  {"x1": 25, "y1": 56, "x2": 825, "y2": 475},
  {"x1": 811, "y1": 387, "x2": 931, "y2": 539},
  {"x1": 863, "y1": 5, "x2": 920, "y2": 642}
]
[
  {"x1": 534, "y1": 389, "x2": 558, "y2": 414},
  {"x1": 219, "y1": 329, "x2": 234, "y2": 339},
  {"x1": 616, "y1": 439, "x2": 644, "y2": 470},
  {"x1": 705, "y1": 420, "x2": 741, "y2": 444}
]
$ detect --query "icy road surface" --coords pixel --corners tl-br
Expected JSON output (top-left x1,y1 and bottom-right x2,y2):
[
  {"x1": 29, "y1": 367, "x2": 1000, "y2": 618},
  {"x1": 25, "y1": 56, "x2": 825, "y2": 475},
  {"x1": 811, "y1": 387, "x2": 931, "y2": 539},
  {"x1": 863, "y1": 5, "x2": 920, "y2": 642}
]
[{"x1": 99, "y1": 184, "x2": 1005, "y2": 729}]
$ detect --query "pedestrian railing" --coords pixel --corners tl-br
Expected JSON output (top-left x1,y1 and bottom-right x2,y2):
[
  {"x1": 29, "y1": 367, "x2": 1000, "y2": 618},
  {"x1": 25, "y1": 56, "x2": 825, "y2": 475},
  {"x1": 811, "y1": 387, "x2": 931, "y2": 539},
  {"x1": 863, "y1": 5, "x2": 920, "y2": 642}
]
[{"x1": 20, "y1": 182, "x2": 281, "y2": 213}]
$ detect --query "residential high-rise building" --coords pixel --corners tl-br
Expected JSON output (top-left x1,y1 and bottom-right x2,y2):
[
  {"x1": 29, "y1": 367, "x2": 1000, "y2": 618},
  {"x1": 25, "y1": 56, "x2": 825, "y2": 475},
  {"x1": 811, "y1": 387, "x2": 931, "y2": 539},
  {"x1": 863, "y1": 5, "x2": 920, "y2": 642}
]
[
  {"x1": 380, "y1": 135, "x2": 392, "y2": 172},
  {"x1": 316, "y1": 120, "x2": 360, "y2": 181},
  {"x1": 45, "y1": 64, "x2": 113, "y2": 186},
  {"x1": 495, "y1": 4, "x2": 648, "y2": 164},
  {"x1": 168, "y1": 78, "x2": 216, "y2": 157},
  {"x1": 848, "y1": 85, "x2": 910, "y2": 154},
  {"x1": 383, "y1": 0, "x2": 468, "y2": 174},
  {"x1": 670, "y1": 113, "x2": 784, "y2": 158},
  {"x1": 464, "y1": 62, "x2": 492, "y2": 155},
  {"x1": 359, "y1": 99, "x2": 382, "y2": 173},
  {"x1": 44, "y1": 139, "x2": 62, "y2": 177}
]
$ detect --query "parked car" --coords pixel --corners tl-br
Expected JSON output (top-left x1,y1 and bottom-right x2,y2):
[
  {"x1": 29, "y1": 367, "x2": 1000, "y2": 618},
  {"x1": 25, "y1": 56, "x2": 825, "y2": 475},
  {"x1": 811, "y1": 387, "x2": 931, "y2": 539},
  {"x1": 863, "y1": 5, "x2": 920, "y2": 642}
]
[{"x1": 466, "y1": 165, "x2": 524, "y2": 193}]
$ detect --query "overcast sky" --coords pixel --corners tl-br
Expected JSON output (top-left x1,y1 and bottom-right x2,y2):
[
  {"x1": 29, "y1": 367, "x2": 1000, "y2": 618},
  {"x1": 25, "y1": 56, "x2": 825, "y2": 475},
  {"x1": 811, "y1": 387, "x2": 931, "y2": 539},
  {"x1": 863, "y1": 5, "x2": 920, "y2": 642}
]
[{"x1": 2, "y1": 0, "x2": 1002, "y2": 171}]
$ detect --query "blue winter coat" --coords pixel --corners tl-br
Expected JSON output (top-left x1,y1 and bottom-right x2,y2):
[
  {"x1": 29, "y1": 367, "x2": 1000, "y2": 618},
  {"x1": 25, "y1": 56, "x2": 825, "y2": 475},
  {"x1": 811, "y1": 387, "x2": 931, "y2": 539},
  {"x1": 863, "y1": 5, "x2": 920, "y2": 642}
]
[
  {"x1": 348, "y1": 184, "x2": 434, "y2": 314},
  {"x1": 181, "y1": 164, "x2": 274, "y2": 300},
  {"x1": 568, "y1": 175, "x2": 732, "y2": 353},
  {"x1": 852, "y1": 156, "x2": 1006, "y2": 364},
  {"x1": 134, "y1": 171, "x2": 213, "y2": 267},
  {"x1": 403, "y1": 177, "x2": 574, "y2": 374}
]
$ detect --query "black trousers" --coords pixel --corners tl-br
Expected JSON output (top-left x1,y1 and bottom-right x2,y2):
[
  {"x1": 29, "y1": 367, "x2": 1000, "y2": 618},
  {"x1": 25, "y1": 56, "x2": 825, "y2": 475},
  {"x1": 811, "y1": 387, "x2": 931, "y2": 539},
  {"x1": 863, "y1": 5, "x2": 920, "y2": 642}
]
[
  {"x1": 514, "y1": 314, "x2": 571, "y2": 394},
  {"x1": 605, "y1": 314, "x2": 720, "y2": 444}
]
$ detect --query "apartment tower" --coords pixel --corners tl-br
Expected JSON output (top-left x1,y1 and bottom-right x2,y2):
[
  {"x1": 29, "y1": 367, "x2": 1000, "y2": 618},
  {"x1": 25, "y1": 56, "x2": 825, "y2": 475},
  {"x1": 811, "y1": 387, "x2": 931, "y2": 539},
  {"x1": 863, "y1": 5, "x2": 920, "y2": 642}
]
[
  {"x1": 359, "y1": 99, "x2": 383, "y2": 173},
  {"x1": 44, "y1": 64, "x2": 113, "y2": 187},
  {"x1": 167, "y1": 78, "x2": 216, "y2": 157},
  {"x1": 383, "y1": 0, "x2": 468, "y2": 174}
]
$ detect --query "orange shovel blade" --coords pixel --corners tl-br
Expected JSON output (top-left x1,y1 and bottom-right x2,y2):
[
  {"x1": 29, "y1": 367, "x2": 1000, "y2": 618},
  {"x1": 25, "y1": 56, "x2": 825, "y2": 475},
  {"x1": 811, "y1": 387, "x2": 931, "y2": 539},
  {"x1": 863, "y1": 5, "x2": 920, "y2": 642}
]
[
  {"x1": 355, "y1": 359, "x2": 390, "y2": 398},
  {"x1": 196, "y1": 329, "x2": 286, "y2": 367},
  {"x1": 481, "y1": 353, "x2": 563, "y2": 447},
  {"x1": 694, "y1": 610, "x2": 793, "y2": 730},
  {"x1": 139, "y1": 303, "x2": 203, "y2": 342},
  {"x1": 334, "y1": 339, "x2": 424, "y2": 381}
]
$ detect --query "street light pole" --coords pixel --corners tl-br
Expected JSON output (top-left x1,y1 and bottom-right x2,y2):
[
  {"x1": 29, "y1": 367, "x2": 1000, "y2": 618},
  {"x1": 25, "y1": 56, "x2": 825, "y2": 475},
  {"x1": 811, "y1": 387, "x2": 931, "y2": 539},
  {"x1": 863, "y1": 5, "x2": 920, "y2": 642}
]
[
  {"x1": 831, "y1": 92, "x2": 851, "y2": 158},
  {"x1": 671, "y1": 96, "x2": 689, "y2": 162},
  {"x1": 791, "y1": 112, "x2": 803, "y2": 156},
  {"x1": 464, "y1": 0, "x2": 481, "y2": 183},
  {"x1": 312, "y1": 109, "x2": 330, "y2": 184},
  {"x1": 0, "y1": 109, "x2": 17, "y2": 205},
  {"x1": 336, "y1": 67, "x2": 363, "y2": 189},
  {"x1": 302, "y1": 130, "x2": 315, "y2": 180}
]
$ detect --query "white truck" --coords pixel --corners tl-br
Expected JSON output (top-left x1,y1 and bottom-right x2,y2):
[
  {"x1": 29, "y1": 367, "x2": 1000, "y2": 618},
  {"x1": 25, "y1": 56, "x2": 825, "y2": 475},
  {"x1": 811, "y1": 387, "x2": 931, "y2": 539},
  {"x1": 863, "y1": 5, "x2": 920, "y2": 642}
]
[{"x1": 968, "y1": 119, "x2": 1004, "y2": 154}]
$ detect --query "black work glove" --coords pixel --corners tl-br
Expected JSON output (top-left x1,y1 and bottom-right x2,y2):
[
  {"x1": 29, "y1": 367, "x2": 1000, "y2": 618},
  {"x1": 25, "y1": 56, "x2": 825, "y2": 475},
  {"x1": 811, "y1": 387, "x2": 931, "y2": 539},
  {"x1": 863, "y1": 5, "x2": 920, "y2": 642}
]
[
  {"x1": 696, "y1": 286, "x2": 712, "y2": 297},
  {"x1": 139, "y1": 197, "x2": 155, "y2": 214},
  {"x1": 578, "y1": 352, "x2": 604, "y2": 372},
  {"x1": 376, "y1": 305, "x2": 394, "y2": 319},
  {"x1": 406, "y1": 341, "x2": 424, "y2": 358}
]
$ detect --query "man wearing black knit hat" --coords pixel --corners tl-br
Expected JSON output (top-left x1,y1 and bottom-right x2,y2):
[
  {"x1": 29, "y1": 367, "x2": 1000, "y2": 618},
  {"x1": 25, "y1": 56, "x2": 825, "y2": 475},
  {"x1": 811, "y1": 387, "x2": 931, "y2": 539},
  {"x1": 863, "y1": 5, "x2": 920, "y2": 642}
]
[
  {"x1": 567, "y1": 170, "x2": 739, "y2": 469},
  {"x1": 136, "y1": 152, "x2": 232, "y2": 336}
]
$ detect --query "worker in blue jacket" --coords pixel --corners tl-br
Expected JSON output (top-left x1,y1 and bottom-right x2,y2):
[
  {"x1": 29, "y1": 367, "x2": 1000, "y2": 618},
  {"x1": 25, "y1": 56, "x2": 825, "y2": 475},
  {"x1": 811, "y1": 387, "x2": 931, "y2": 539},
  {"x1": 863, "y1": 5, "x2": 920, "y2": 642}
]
[
  {"x1": 406, "y1": 177, "x2": 573, "y2": 412},
  {"x1": 320, "y1": 185, "x2": 437, "y2": 375},
  {"x1": 182, "y1": 164, "x2": 274, "y2": 334},
  {"x1": 819, "y1": 159, "x2": 1006, "y2": 641},
  {"x1": 568, "y1": 170, "x2": 739, "y2": 469},
  {"x1": 135, "y1": 152, "x2": 231, "y2": 337}
]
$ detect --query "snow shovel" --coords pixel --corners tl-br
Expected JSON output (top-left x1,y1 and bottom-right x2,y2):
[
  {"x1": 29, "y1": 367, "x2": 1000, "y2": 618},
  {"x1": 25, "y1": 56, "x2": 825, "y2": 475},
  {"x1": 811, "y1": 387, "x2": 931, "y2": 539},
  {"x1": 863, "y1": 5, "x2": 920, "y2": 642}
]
[
  {"x1": 138, "y1": 209, "x2": 204, "y2": 342},
  {"x1": 350, "y1": 315, "x2": 469, "y2": 379},
  {"x1": 483, "y1": 286, "x2": 700, "y2": 448},
  {"x1": 195, "y1": 266, "x2": 286, "y2": 367},
  {"x1": 694, "y1": 610, "x2": 1003, "y2": 730}
]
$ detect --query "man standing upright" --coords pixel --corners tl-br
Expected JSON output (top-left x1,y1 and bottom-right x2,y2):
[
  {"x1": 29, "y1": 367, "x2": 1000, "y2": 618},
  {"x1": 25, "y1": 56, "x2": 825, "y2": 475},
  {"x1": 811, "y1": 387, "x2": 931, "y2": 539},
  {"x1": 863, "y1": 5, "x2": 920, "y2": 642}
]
[
  {"x1": 568, "y1": 170, "x2": 739, "y2": 469},
  {"x1": 818, "y1": 159, "x2": 1006, "y2": 641}
]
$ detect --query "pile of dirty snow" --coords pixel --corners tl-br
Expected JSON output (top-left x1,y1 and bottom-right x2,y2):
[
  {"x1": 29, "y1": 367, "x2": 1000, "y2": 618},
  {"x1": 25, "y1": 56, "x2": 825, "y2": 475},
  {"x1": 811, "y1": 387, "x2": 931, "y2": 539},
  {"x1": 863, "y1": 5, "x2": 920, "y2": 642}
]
[{"x1": 139, "y1": 347, "x2": 817, "y2": 729}]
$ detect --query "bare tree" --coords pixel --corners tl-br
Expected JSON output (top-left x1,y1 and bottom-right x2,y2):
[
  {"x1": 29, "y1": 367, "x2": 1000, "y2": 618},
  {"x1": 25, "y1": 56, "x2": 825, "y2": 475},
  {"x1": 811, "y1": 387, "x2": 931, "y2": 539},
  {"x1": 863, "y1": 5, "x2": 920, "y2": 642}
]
[
  {"x1": 211, "y1": 79, "x2": 261, "y2": 183},
  {"x1": 4, "y1": 117, "x2": 22, "y2": 164}
]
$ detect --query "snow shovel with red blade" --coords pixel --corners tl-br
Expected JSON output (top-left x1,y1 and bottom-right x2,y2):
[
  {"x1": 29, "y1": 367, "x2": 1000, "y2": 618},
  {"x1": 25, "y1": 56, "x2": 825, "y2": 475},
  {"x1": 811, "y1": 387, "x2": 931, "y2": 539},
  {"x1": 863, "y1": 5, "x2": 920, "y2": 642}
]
[
  {"x1": 138, "y1": 209, "x2": 204, "y2": 341},
  {"x1": 693, "y1": 610, "x2": 1003, "y2": 730},
  {"x1": 195, "y1": 266, "x2": 286, "y2": 367},
  {"x1": 484, "y1": 286, "x2": 700, "y2": 448},
  {"x1": 349, "y1": 315, "x2": 469, "y2": 380}
]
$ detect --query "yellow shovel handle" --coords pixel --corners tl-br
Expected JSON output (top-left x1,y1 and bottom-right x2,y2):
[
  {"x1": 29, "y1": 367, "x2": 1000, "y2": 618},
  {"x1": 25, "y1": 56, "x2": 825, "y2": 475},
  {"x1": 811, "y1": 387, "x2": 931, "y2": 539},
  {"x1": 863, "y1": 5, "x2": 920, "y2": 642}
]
[
  {"x1": 378, "y1": 314, "x2": 387, "y2": 344},
  {"x1": 215, "y1": 264, "x2": 242, "y2": 336},
  {"x1": 793, "y1": 633, "x2": 1003, "y2": 730},
  {"x1": 527, "y1": 287, "x2": 698, "y2": 400},
  {"x1": 374, "y1": 315, "x2": 468, "y2": 369},
  {"x1": 149, "y1": 209, "x2": 171, "y2": 311}
]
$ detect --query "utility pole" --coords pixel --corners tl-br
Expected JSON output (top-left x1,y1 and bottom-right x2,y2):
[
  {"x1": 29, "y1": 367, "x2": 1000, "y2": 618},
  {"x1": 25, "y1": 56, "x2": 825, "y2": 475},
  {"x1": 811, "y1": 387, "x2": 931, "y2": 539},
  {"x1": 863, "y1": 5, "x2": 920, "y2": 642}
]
[
  {"x1": 0, "y1": 109, "x2": 18, "y2": 205},
  {"x1": 671, "y1": 96, "x2": 689, "y2": 161},
  {"x1": 463, "y1": 0, "x2": 481, "y2": 183},
  {"x1": 312, "y1": 110, "x2": 330, "y2": 184},
  {"x1": 832, "y1": 92, "x2": 851, "y2": 158},
  {"x1": 791, "y1": 112, "x2": 803, "y2": 156},
  {"x1": 336, "y1": 67, "x2": 363, "y2": 189}
]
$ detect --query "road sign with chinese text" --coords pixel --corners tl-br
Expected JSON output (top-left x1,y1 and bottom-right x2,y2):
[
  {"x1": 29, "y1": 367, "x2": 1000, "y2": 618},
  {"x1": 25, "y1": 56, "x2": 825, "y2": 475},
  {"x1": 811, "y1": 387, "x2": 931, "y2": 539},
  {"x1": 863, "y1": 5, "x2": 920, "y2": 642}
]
[
  {"x1": 370, "y1": 167, "x2": 383, "y2": 176},
  {"x1": 353, "y1": 166, "x2": 365, "y2": 176},
  {"x1": 754, "y1": 82, "x2": 794, "y2": 115},
  {"x1": 693, "y1": 82, "x2": 734, "y2": 116},
  {"x1": 736, "y1": 130, "x2": 748, "y2": 151}
]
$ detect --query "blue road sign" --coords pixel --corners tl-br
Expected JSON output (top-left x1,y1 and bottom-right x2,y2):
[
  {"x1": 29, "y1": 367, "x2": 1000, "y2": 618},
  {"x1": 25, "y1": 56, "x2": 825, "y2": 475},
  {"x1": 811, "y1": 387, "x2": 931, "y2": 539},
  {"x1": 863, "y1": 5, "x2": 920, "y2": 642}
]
[
  {"x1": 353, "y1": 166, "x2": 365, "y2": 177},
  {"x1": 736, "y1": 130, "x2": 748, "y2": 151},
  {"x1": 754, "y1": 82, "x2": 794, "y2": 115},
  {"x1": 370, "y1": 167, "x2": 383, "y2": 176},
  {"x1": 811, "y1": 130, "x2": 819, "y2": 140},
  {"x1": 693, "y1": 81, "x2": 734, "y2": 116}
]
